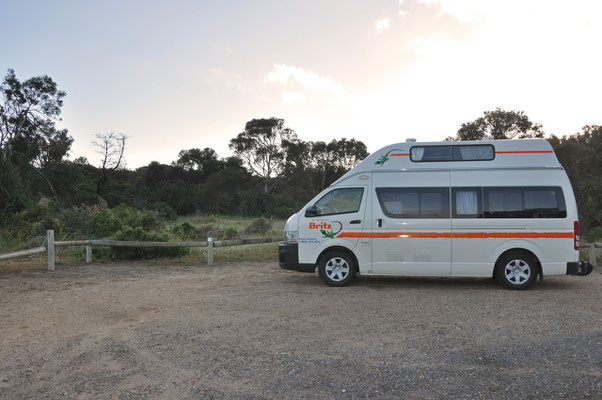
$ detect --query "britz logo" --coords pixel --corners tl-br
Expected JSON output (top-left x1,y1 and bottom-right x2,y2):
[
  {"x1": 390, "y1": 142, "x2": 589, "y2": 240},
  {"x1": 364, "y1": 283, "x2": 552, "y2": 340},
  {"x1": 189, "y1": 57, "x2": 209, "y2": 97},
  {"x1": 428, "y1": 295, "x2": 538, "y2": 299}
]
[{"x1": 309, "y1": 222, "x2": 331, "y2": 230}]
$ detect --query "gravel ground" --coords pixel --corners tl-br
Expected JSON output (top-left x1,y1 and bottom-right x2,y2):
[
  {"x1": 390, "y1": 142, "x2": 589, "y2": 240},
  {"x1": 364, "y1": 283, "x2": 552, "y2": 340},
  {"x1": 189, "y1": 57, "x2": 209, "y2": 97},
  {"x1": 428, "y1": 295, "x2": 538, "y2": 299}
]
[{"x1": 0, "y1": 261, "x2": 600, "y2": 399}]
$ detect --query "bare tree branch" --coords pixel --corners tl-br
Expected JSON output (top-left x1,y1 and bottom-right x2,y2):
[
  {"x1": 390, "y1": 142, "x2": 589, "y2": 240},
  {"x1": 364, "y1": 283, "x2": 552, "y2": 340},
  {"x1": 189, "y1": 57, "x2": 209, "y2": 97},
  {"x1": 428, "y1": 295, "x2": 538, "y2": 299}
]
[
  {"x1": 92, "y1": 132, "x2": 127, "y2": 195},
  {"x1": 29, "y1": 164, "x2": 61, "y2": 204}
]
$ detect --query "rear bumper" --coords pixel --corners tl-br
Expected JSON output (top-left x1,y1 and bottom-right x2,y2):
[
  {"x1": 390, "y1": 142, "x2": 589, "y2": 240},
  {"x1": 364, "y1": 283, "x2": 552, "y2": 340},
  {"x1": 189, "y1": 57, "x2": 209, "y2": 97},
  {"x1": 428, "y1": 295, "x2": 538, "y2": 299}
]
[
  {"x1": 566, "y1": 261, "x2": 593, "y2": 276},
  {"x1": 279, "y1": 243, "x2": 316, "y2": 273}
]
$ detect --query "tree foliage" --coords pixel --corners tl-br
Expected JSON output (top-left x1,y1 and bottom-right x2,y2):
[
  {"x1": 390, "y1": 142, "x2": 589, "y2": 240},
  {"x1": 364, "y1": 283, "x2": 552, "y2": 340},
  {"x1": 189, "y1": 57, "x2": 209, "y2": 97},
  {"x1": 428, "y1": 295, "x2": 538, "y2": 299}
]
[
  {"x1": 548, "y1": 125, "x2": 602, "y2": 229},
  {"x1": 454, "y1": 108, "x2": 544, "y2": 140},
  {"x1": 229, "y1": 118, "x2": 296, "y2": 194},
  {"x1": 0, "y1": 69, "x2": 72, "y2": 165},
  {"x1": 454, "y1": 110, "x2": 601, "y2": 231},
  {"x1": 3, "y1": 67, "x2": 599, "y2": 245},
  {"x1": 0, "y1": 69, "x2": 73, "y2": 217}
]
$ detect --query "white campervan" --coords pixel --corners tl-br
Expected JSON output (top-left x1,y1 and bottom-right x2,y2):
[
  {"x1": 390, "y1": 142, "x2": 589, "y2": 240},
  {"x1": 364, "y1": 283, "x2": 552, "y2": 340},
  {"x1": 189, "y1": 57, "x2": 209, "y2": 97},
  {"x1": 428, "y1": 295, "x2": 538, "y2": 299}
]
[{"x1": 279, "y1": 139, "x2": 593, "y2": 289}]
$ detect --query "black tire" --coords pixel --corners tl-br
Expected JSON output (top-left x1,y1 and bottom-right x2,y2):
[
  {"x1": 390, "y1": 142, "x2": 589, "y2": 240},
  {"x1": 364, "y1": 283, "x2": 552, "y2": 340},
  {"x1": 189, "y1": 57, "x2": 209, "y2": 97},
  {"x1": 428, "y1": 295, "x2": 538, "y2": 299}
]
[
  {"x1": 318, "y1": 250, "x2": 357, "y2": 287},
  {"x1": 495, "y1": 250, "x2": 538, "y2": 290}
]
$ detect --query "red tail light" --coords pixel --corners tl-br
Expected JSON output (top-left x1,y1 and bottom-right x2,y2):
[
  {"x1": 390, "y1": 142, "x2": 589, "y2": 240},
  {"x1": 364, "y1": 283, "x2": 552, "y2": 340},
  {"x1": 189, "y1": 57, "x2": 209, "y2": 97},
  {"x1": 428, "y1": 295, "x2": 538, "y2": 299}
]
[{"x1": 574, "y1": 221, "x2": 580, "y2": 250}]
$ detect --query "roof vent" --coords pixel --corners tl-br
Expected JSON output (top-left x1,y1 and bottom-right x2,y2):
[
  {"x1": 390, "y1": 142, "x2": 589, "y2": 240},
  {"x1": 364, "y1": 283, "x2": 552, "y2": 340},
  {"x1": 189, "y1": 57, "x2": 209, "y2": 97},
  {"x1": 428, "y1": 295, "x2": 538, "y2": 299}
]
[
  {"x1": 482, "y1": 135, "x2": 494, "y2": 140},
  {"x1": 406, "y1": 138, "x2": 417, "y2": 142}
]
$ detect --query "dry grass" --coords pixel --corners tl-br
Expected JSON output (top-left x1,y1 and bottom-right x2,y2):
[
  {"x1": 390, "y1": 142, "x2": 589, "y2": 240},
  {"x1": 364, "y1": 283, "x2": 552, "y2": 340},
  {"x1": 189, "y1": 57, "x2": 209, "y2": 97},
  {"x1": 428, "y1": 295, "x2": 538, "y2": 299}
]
[
  {"x1": 0, "y1": 242, "x2": 280, "y2": 273},
  {"x1": 172, "y1": 214, "x2": 286, "y2": 239},
  {"x1": 0, "y1": 214, "x2": 285, "y2": 273}
]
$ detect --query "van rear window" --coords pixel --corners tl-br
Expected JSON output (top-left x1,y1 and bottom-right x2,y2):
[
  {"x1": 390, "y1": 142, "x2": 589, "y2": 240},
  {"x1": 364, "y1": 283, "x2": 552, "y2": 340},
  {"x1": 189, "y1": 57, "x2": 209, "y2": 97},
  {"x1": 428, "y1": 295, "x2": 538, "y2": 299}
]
[
  {"x1": 411, "y1": 145, "x2": 494, "y2": 162},
  {"x1": 484, "y1": 187, "x2": 566, "y2": 218}
]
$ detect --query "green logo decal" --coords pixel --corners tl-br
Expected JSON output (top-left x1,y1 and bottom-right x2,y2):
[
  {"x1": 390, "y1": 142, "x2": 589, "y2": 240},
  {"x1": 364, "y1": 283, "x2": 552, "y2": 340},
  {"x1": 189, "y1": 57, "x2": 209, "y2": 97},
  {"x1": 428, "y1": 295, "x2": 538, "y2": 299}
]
[
  {"x1": 320, "y1": 229, "x2": 336, "y2": 239},
  {"x1": 374, "y1": 149, "x2": 403, "y2": 167},
  {"x1": 375, "y1": 154, "x2": 389, "y2": 166}
]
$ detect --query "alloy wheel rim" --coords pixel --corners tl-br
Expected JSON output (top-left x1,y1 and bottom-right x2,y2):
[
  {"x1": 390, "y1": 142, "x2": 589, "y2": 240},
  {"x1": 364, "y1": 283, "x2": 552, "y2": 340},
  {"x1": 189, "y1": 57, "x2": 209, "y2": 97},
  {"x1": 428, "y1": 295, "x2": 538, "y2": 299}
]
[
  {"x1": 325, "y1": 257, "x2": 350, "y2": 282},
  {"x1": 504, "y1": 259, "x2": 531, "y2": 284}
]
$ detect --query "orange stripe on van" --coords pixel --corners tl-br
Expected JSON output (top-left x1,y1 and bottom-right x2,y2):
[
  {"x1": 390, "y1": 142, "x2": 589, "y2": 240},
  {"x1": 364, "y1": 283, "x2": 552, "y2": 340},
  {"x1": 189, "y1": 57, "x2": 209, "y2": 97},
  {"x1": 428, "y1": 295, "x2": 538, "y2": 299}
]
[
  {"x1": 336, "y1": 232, "x2": 450, "y2": 239},
  {"x1": 336, "y1": 231, "x2": 573, "y2": 239},
  {"x1": 390, "y1": 153, "x2": 410, "y2": 156},
  {"x1": 495, "y1": 151, "x2": 554, "y2": 154},
  {"x1": 452, "y1": 232, "x2": 573, "y2": 239}
]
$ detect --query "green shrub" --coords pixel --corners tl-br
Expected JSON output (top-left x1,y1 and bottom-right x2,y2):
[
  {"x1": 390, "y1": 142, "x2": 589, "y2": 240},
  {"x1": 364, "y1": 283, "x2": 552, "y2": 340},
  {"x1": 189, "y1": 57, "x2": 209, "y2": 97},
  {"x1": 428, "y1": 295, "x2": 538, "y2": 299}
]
[
  {"x1": 244, "y1": 217, "x2": 271, "y2": 235},
  {"x1": 272, "y1": 205, "x2": 297, "y2": 219},
  {"x1": 223, "y1": 226, "x2": 239, "y2": 240},
  {"x1": 199, "y1": 214, "x2": 219, "y2": 224},
  {"x1": 4, "y1": 201, "x2": 62, "y2": 242},
  {"x1": 194, "y1": 224, "x2": 223, "y2": 240},
  {"x1": 110, "y1": 226, "x2": 188, "y2": 260},
  {"x1": 59, "y1": 204, "x2": 163, "y2": 239},
  {"x1": 585, "y1": 226, "x2": 602, "y2": 243},
  {"x1": 172, "y1": 221, "x2": 198, "y2": 239},
  {"x1": 146, "y1": 202, "x2": 177, "y2": 221},
  {"x1": 171, "y1": 222, "x2": 227, "y2": 241}
]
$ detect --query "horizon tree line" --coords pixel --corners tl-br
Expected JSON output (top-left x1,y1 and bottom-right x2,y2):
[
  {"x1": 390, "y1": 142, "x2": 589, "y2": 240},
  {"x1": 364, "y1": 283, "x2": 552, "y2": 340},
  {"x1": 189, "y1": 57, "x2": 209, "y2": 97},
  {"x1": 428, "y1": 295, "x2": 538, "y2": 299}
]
[{"x1": 1, "y1": 69, "x2": 600, "y2": 231}]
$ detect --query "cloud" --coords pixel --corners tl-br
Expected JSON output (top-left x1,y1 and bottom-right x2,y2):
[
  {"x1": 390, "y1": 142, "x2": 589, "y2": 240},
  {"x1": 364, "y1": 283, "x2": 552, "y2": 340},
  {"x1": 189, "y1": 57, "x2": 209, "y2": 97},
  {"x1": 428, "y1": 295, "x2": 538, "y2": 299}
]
[
  {"x1": 205, "y1": 68, "x2": 251, "y2": 93},
  {"x1": 281, "y1": 91, "x2": 305, "y2": 104},
  {"x1": 266, "y1": 64, "x2": 343, "y2": 96},
  {"x1": 375, "y1": 17, "x2": 390, "y2": 34}
]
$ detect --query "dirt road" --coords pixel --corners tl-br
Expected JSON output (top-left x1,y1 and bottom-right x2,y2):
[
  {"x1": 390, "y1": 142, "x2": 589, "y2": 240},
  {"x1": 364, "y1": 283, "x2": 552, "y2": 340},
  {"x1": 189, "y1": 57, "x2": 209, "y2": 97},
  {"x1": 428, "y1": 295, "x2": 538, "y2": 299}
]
[{"x1": 1, "y1": 262, "x2": 600, "y2": 399}]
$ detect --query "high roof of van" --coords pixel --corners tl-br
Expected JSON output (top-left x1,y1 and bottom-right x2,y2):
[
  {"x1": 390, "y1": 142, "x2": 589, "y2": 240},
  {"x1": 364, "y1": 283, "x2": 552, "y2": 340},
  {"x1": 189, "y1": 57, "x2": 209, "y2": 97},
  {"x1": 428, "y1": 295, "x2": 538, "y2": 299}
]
[{"x1": 333, "y1": 139, "x2": 561, "y2": 186}]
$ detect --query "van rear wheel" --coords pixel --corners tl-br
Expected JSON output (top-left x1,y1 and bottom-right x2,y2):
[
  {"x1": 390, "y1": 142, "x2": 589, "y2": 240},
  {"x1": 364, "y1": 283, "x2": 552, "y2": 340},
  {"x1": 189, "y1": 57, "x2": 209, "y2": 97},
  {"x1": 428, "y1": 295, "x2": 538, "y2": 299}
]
[
  {"x1": 318, "y1": 250, "x2": 357, "y2": 287},
  {"x1": 495, "y1": 251, "x2": 538, "y2": 290}
]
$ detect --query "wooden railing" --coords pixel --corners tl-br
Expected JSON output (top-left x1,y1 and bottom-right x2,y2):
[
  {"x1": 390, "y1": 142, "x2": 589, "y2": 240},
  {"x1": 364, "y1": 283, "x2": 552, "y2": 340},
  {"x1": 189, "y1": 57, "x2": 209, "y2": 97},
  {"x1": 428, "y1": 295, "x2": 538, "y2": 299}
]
[
  {"x1": 587, "y1": 242, "x2": 601, "y2": 268},
  {"x1": 1, "y1": 230, "x2": 600, "y2": 272},
  {"x1": 0, "y1": 230, "x2": 282, "y2": 270}
]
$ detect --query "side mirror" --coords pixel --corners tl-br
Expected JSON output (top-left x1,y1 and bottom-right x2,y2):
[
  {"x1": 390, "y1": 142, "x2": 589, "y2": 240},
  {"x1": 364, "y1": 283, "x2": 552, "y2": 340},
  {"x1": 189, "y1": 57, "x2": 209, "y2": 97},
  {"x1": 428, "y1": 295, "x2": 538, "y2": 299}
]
[{"x1": 305, "y1": 205, "x2": 319, "y2": 217}]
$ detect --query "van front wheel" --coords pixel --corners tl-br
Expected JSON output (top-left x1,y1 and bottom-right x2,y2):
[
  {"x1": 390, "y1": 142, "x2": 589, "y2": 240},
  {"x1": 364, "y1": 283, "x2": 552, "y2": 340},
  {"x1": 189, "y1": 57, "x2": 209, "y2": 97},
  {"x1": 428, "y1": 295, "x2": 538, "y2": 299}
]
[
  {"x1": 318, "y1": 250, "x2": 357, "y2": 287},
  {"x1": 495, "y1": 251, "x2": 538, "y2": 290}
]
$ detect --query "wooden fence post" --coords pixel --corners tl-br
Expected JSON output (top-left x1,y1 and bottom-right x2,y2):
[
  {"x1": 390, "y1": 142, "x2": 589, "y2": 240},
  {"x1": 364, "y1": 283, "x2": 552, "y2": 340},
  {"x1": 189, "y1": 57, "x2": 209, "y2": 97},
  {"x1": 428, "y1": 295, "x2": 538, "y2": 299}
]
[
  {"x1": 207, "y1": 237, "x2": 214, "y2": 265},
  {"x1": 47, "y1": 230, "x2": 55, "y2": 271},
  {"x1": 590, "y1": 243, "x2": 597, "y2": 268},
  {"x1": 85, "y1": 245, "x2": 92, "y2": 263}
]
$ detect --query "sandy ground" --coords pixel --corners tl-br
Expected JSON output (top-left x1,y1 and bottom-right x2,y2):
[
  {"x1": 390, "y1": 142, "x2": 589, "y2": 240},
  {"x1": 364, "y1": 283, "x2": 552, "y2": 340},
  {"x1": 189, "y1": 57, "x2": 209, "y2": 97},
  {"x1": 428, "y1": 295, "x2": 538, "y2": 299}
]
[{"x1": 0, "y1": 262, "x2": 600, "y2": 399}]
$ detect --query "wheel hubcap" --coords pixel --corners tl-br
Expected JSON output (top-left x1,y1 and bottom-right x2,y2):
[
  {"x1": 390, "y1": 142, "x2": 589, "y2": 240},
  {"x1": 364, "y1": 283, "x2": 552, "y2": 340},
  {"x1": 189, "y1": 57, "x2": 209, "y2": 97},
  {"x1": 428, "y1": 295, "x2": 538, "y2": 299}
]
[
  {"x1": 504, "y1": 259, "x2": 531, "y2": 284},
  {"x1": 325, "y1": 257, "x2": 350, "y2": 282}
]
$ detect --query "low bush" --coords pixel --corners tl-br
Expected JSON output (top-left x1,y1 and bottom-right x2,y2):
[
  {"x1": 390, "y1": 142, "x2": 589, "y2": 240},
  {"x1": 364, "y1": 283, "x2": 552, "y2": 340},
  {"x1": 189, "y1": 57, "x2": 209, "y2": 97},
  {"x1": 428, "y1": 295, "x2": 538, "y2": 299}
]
[
  {"x1": 146, "y1": 202, "x2": 177, "y2": 221},
  {"x1": 244, "y1": 217, "x2": 271, "y2": 235},
  {"x1": 585, "y1": 226, "x2": 602, "y2": 243},
  {"x1": 195, "y1": 224, "x2": 223, "y2": 239},
  {"x1": 3, "y1": 202, "x2": 166, "y2": 244},
  {"x1": 110, "y1": 226, "x2": 188, "y2": 260},
  {"x1": 172, "y1": 221, "x2": 198, "y2": 239},
  {"x1": 171, "y1": 222, "x2": 225, "y2": 241},
  {"x1": 223, "y1": 226, "x2": 239, "y2": 240}
]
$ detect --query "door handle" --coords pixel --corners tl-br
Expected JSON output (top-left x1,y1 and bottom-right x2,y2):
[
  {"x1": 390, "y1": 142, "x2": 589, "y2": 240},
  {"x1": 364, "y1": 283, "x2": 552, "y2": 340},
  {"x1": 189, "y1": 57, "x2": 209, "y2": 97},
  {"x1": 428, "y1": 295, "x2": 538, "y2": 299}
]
[
  {"x1": 376, "y1": 219, "x2": 382, "y2": 228},
  {"x1": 350, "y1": 220, "x2": 361, "y2": 224}
]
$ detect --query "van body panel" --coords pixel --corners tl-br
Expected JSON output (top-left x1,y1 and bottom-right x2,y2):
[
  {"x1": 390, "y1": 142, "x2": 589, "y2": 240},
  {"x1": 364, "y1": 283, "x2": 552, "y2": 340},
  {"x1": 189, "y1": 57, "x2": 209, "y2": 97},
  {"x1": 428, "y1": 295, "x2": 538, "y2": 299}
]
[
  {"x1": 283, "y1": 139, "x2": 586, "y2": 283},
  {"x1": 449, "y1": 169, "x2": 575, "y2": 276},
  {"x1": 297, "y1": 184, "x2": 369, "y2": 265},
  {"x1": 370, "y1": 171, "x2": 451, "y2": 276}
]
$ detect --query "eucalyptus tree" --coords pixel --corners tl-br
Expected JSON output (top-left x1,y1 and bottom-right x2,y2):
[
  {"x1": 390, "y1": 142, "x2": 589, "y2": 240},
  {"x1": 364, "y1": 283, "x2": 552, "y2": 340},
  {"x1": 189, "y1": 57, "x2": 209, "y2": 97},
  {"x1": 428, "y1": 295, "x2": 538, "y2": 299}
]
[
  {"x1": 454, "y1": 108, "x2": 544, "y2": 140},
  {"x1": 229, "y1": 117, "x2": 296, "y2": 195}
]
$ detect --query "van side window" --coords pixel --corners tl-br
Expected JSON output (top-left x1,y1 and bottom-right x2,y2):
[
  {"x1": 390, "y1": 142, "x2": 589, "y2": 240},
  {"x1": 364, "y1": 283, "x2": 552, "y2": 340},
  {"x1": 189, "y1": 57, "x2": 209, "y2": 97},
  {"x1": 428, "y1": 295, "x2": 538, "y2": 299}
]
[
  {"x1": 523, "y1": 189, "x2": 566, "y2": 218},
  {"x1": 313, "y1": 188, "x2": 364, "y2": 216},
  {"x1": 452, "y1": 187, "x2": 482, "y2": 218},
  {"x1": 484, "y1": 187, "x2": 566, "y2": 218},
  {"x1": 376, "y1": 188, "x2": 450, "y2": 218},
  {"x1": 411, "y1": 145, "x2": 494, "y2": 162},
  {"x1": 486, "y1": 189, "x2": 522, "y2": 217}
]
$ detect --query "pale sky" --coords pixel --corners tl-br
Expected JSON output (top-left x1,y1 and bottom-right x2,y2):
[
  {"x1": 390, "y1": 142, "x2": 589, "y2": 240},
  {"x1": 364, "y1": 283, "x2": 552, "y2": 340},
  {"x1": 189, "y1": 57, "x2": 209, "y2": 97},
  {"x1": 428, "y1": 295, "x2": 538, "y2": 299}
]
[{"x1": 1, "y1": 0, "x2": 600, "y2": 168}]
